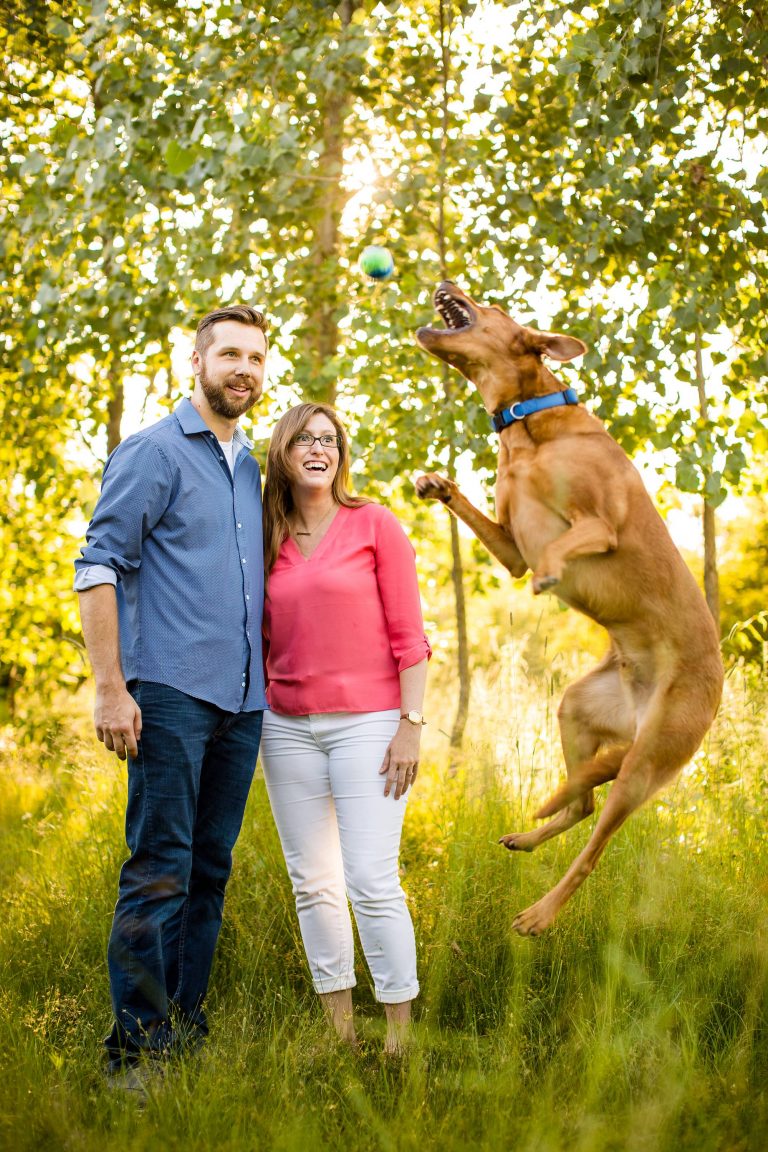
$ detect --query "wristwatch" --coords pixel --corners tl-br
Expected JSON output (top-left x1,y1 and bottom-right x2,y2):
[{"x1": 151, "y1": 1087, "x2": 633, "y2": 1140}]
[{"x1": 400, "y1": 710, "x2": 426, "y2": 726}]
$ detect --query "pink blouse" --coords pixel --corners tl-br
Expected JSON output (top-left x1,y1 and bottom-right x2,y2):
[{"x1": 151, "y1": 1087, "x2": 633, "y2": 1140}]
[{"x1": 263, "y1": 503, "x2": 431, "y2": 715}]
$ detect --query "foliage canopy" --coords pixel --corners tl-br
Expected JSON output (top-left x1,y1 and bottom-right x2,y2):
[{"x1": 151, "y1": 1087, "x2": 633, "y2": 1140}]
[{"x1": 1, "y1": 0, "x2": 766, "y2": 705}]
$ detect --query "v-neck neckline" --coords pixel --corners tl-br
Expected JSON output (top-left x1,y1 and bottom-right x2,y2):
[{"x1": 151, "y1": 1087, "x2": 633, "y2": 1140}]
[{"x1": 285, "y1": 504, "x2": 346, "y2": 564}]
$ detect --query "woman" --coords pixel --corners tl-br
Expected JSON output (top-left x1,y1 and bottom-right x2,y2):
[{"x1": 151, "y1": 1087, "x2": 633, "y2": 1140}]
[{"x1": 260, "y1": 402, "x2": 430, "y2": 1055}]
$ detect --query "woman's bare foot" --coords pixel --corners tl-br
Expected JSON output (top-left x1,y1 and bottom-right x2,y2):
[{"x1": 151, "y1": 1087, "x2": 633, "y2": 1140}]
[
  {"x1": 319, "y1": 989, "x2": 358, "y2": 1046},
  {"x1": 383, "y1": 1000, "x2": 412, "y2": 1056}
]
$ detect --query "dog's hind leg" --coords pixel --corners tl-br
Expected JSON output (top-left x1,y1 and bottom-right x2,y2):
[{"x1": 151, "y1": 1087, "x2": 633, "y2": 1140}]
[
  {"x1": 511, "y1": 681, "x2": 710, "y2": 936},
  {"x1": 500, "y1": 653, "x2": 633, "y2": 852},
  {"x1": 511, "y1": 763, "x2": 649, "y2": 936},
  {"x1": 500, "y1": 746, "x2": 628, "y2": 853}
]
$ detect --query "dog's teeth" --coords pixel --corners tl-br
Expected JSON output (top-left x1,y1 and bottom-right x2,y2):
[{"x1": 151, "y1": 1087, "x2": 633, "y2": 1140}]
[
  {"x1": 434, "y1": 291, "x2": 471, "y2": 331},
  {"x1": 444, "y1": 302, "x2": 468, "y2": 329}
]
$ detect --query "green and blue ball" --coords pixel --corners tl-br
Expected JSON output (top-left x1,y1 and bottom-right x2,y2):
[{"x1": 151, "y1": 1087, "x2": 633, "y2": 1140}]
[{"x1": 358, "y1": 244, "x2": 394, "y2": 281}]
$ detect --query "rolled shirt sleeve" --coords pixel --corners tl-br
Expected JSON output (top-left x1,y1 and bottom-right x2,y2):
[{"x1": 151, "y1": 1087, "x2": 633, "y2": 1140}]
[
  {"x1": 372, "y1": 508, "x2": 432, "y2": 672},
  {"x1": 75, "y1": 436, "x2": 175, "y2": 581},
  {"x1": 74, "y1": 565, "x2": 118, "y2": 591}
]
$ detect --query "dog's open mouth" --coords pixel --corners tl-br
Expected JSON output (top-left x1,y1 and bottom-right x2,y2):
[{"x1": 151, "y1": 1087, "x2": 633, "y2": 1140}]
[
  {"x1": 432, "y1": 284, "x2": 474, "y2": 333},
  {"x1": 416, "y1": 283, "x2": 476, "y2": 350},
  {"x1": 417, "y1": 282, "x2": 476, "y2": 344},
  {"x1": 415, "y1": 282, "x2": 482, "y2": 369}
]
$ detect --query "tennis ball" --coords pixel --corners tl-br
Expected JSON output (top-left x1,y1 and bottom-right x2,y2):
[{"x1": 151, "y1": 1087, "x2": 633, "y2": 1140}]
[{"x1": 358, "y1": 244, "x2": 394, "y2": 281}]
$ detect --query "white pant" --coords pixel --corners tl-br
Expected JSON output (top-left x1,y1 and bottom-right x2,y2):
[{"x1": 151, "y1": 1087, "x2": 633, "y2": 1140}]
[{"x1": 260, "y1": 709, "x2": 419, "y2": 1004}]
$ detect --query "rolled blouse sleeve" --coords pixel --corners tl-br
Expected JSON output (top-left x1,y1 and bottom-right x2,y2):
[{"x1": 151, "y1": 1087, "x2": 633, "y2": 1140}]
[{"x1": 372, "y1": 507, "x2": 432, "y2": 671}]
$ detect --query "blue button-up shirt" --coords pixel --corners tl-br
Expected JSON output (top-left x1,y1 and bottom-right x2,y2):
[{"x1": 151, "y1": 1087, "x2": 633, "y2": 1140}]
[{"x1": 74, "y1": 398, "x2": 267, "y2": 713}]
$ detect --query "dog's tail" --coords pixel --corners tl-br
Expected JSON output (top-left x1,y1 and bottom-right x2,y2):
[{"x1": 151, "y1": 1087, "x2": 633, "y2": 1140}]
[{"x1": 534, "y1": 745, "x2": 629, "y2": 819}]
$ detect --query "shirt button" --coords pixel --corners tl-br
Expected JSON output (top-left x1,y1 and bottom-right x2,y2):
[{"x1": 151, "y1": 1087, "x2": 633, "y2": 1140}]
[
  {"x1": 241, "y1": 558, "x2": 246, "y2": 564},
  {"x1": 237, "y1": 522, "x2": 242, "y2": 528},
  {"x1": 246, "y1": 594, "x2": 250, "y2": 600}
]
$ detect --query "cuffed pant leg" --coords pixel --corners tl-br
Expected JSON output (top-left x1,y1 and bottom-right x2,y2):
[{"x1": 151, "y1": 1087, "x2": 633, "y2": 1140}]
[
  {"x1": 260, "y1": 712, "x2": 356, "y2": 994},
  {"x1": 323, "y1": 711, "x2": 419, "y2": 1005}
]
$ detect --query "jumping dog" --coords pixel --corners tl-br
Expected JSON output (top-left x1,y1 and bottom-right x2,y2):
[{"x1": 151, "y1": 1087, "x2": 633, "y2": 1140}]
[{"x1": 415, "y1": 281, "x2": 723, "y2": 936}]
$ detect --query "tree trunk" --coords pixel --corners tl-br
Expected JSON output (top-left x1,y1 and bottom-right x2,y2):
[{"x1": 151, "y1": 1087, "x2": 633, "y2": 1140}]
[
  {"x1": 694, "y1": 331, "x2": 720, "y2": 631},
  {"x1": 93, "y1": 71, "x2": 125, "y2": 457},
  {"x1": 701, "y1": 500, "x2": 720, "y2": 628},
  {"x1": 448, "y1": 514, "x2": 470, "y2": 748},
  {"x1": 436, "y1": 0, "x2": 470, "y2": 750},
  {"x1": 302, "y1": 0, "x2": 360, "y2": 403},
  {"x1": 106, "y1": 370, "x2": 123, "y2": 456}
]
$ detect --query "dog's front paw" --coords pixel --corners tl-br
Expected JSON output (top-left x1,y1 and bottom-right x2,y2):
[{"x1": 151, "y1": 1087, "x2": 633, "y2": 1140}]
[
  {"x1": 532, "y1": 572, "x2": 560, "y2": 595},
  {"x1": 415, "y1": 473, "x2": 457, "y2": 505},
  {"x1": 498, "y1": 832, "x2": 535, "y2": 853}
]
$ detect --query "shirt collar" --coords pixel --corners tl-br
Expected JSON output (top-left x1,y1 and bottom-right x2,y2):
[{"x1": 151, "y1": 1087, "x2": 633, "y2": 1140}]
[{"x1": 175, "y1": 396, "x2": 254, "y2": 450}]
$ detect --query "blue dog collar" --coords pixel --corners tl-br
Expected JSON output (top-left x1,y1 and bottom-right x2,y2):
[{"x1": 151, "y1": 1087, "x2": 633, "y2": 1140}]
[{"x1": 492, "y1": 387, "x2": 579, "y2": 432}]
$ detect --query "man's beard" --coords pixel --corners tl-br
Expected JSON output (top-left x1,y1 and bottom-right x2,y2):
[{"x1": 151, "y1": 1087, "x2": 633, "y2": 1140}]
[{"x1": 199, "y1": 364, "x2": 258, "y2": 419}]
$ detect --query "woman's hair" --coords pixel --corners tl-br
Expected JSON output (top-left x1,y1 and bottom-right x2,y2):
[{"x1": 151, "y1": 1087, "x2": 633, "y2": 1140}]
[{"x1": 262, "y1": 403, "x2": 369, "y2": 575}]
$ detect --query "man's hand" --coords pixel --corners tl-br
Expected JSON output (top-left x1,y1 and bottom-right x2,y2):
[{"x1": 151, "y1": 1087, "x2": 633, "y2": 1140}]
[
  {"x1": 78, "y1": 585, "x2": 141, "y2": 760},
  {"x1": 94, "y1": 683, "x2": 142, "y2": 761}
]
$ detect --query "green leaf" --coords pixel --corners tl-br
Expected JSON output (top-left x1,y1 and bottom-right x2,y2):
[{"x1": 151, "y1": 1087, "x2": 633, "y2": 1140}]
[
  {"x1": 164, "y1": 140, "x2": 198, "y2": 176},
  {"x1": 675, "y1": 460, "x2": 700, "y2": 493},
  {"x1": 46, "y1": 17, "x2": 74, "y2": 39}
]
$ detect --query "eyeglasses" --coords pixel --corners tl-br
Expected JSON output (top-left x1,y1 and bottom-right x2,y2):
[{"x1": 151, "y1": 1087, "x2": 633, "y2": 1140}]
[{"x1": 292, "y1": 432, "x2": 341, "y2": 449}]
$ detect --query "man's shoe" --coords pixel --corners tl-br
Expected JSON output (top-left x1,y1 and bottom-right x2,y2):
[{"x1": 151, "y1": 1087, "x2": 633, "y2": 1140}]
[{"x1": 104, "y1": 1060, "x2": 163, "y2": 1099}]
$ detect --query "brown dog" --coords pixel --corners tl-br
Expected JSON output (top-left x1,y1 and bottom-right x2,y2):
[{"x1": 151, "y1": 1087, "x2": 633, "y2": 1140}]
[{"x1": 415, "y1": 281, "x2": 723, "y2": 936}]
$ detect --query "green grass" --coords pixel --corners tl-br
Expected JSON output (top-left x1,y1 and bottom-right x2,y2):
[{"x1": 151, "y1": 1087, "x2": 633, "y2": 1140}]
[{"x1": 1, "y1": 657, "x2": 766, "y2": 1151}]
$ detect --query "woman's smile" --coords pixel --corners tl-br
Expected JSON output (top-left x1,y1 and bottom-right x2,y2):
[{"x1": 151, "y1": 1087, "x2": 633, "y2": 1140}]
[{"x1": 291, "y1": 418, "x2": 339, "y2": 489}]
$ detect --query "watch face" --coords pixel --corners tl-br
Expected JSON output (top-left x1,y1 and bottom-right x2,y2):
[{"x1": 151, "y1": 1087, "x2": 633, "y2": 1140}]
[{"x1": 407, "y1": 711, "x2": 422, "y2": 724}]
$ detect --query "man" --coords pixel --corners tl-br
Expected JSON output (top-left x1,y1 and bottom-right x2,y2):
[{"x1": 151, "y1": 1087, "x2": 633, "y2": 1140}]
[{"x1": 75, "y1": 305, "x2": 269, "y2": 1083}]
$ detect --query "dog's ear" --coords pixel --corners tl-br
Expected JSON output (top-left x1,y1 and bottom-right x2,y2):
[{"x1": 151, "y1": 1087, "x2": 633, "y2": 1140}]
[{"x1": 537, "y1": 333, "x2": 588, "y2": 362}]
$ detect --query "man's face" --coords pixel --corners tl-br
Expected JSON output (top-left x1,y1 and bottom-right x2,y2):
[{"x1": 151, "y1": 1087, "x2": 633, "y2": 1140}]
[{"x1": 192, "y1": 320, "x2": 267, "y2": 420}]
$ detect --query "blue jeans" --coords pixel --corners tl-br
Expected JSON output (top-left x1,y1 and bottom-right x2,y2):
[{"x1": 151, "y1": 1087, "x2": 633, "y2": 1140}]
[{"x1": 105, "y1": 681, "x2": 262, "y2": 1069}]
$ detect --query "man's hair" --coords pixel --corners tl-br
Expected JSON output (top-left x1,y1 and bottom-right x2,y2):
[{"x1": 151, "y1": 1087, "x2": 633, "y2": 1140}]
[{"x1": 194, "y1": 305, "x2": 269, "y2": 356}]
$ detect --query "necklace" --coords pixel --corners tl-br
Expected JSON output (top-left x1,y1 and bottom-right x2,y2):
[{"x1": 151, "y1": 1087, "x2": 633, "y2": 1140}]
[{"x1": 292, "y1": 502, "x2": 338, "y2": 537}]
